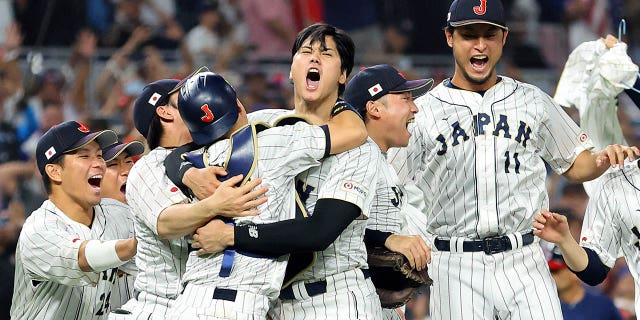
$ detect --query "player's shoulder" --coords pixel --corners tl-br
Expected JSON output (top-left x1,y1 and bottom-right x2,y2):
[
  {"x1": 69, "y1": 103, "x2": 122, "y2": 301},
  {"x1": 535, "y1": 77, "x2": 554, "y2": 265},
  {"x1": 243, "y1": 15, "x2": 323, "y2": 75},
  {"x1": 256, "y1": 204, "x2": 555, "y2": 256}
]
[
  {"x1": 99, "y1": 198, "x2": 132, "y2": 217},
  {"x1": 336, "y1": 138, "x2": 379, "y2": 157},
  {"x1": 247, "y1": 108, "x2": 293, "y2": 124},
  {"x1": 21, "y1": 201, "x2": 70, "y2": 233}
]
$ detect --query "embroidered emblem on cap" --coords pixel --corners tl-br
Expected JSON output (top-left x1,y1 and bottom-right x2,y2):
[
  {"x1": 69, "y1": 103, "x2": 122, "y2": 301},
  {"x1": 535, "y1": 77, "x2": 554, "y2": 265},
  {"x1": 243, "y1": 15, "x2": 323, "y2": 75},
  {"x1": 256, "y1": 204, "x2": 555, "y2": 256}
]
[
  {"x1": 45, "y1": 146, "x2": 57, "y2": 159},
  {"x1": 149, "y1": 93, "x2": 162, "y2": 106},
  {"x1": 368, "y1": 84, "x2": 383, "y2": 97}
]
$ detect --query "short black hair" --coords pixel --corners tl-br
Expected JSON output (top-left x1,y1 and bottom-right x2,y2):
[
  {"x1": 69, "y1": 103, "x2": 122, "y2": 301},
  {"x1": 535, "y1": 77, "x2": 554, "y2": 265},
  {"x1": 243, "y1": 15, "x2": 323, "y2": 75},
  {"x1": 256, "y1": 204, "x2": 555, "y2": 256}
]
[
  {"x1": 146, "y1": 113, "x2": 163, "y2": 150},
  {"x1": 292, "y1": 23, "x2": 355, "y2": 96}
]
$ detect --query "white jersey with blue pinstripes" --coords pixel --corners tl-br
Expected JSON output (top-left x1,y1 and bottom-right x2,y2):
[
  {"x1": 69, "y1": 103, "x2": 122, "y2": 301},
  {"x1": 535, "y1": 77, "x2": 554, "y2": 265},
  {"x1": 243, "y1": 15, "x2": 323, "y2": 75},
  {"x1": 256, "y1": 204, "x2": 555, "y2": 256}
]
[
  {"x1": 180, "y1": 122, "x2": 328, "y2": 298},
  {"x1": 580, "y1": 161, "x2": 640, "y2": 315},
  {"x1": 125, "y1": 147, "x2": 190, "y2": 308},
  {"x1": 388, "y1": 77, "x2": 594, "y2": 238},
  {"x1": 10, "y1": 200, "x2": 121, "y2": 320}
]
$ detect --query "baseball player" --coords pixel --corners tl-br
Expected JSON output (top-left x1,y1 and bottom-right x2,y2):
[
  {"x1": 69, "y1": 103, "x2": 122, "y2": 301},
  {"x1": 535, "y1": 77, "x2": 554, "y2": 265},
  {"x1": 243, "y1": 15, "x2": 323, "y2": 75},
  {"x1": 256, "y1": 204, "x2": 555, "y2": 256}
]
[
  {"x1": 165, "y1": 70, "x2": 367, "y2": 319},
  {"x1": 99, "y1": 140, "x2": 145, "y2": 309},
  {"x1": 110, "y1": 77, "x2": 268, "y2": 319},
  {"x1": 533, "y1": 160, "x2": 640, "y2": 316},
  {"x1": 181, "y1": 23, "x2": 384, "y2": 319},
  {"x1": 386, "y1": 0, "x2": 640, "y2": 319},
  {"x1": 10, "y1": 121, "x2": 137, "y2": 320},
  {"x1": 343, "y1": 64, "x2": 434, "y2": 319}
]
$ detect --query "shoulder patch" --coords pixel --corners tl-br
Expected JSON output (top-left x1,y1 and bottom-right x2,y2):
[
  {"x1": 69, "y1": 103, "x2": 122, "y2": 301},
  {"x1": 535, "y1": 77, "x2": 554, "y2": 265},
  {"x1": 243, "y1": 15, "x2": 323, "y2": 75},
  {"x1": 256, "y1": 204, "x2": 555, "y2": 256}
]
[{"x1": 341, "y1": 180, "x2": 368, "y2": 198}]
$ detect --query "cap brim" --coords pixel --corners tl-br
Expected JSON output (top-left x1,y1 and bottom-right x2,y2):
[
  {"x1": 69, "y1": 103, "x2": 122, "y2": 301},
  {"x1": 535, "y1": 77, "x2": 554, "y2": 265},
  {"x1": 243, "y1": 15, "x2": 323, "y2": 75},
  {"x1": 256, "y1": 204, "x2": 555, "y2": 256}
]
[
  {"x1": 67, "y1": 130, "x2": 118, "y2": 153},
  {"x1": 168, "y1": 66, "x2": 211, "y2": 95},
  {"x1": 389, "y1": 78, "x2": 434, "y2": 99},
  {"x1": 103, "y1": 141, "x2": 146, "y2": 162},
  {"x1": 449, "y1": 20, "x2": 507, "y2": 30}
]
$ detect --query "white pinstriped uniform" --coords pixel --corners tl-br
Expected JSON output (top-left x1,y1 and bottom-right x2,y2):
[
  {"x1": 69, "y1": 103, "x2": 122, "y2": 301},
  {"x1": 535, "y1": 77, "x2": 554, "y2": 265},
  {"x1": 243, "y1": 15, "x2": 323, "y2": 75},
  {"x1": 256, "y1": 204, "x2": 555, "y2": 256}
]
[
  {"x1": 109, "y1": 148, "x2": 190, "y2": 320},
  {"x1": 11, "y1": 200, "x2": 121, "y2": 319},
  {"x1": 167, "y1": 122, "x2": 328, "y2": 319},
  {"x1": 580, "y1": 161, "x2": 640, "y2": 316},
  {"x1": 388, "y1": 77, "x2": 594, "y2": 319},
  {"x1": 249, "y1": 110, "x2": 383, "y2": 320},
  {"x1": 100, "y1": 198, "x2": 137, "y2": 309}
]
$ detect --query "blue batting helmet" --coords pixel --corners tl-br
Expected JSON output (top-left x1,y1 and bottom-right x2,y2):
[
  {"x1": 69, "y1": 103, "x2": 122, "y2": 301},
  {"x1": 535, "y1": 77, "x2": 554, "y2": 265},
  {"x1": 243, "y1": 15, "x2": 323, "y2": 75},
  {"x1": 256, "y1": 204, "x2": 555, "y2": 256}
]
[{"x1": 178, "y1": 71, "x2": 239, "y2": 146}]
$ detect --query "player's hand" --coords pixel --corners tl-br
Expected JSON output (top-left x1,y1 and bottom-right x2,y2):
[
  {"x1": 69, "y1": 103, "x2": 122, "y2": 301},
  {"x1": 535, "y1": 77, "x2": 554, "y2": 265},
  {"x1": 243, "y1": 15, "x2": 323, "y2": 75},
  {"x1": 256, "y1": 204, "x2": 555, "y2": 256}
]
[
  {"x1": 384, "y1": 234, "x2": 431, "y2": 271},
  {"x1": 532, "y1": 209, "x2": 573, "y2": 245},
  {"x1": 204, "y1": 175, "x2": 268, "y2": 218},
  {"x1": 192, "y1": 219, "x2": 233, "y2": 255},
  {"x1": 184, "y1": 166, "x2": 226, "y2": 200},
  {"x1": 596, "y1": 144, "x2": 640, "y2": 169}
]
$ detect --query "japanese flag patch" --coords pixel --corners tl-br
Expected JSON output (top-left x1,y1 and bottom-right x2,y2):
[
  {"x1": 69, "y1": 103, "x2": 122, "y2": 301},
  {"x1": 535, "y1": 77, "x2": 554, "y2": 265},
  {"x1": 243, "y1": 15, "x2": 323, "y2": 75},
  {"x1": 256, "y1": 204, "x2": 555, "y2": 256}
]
[
  {"x1": 45, "y1": 146, "x2": 56, "y2": 159},
  {"x1": 368, "y1": 84, "x2": 383, "y2": 97},
  {"x1": 148, "y1": 93, "x2": 162, "y2": 106}
]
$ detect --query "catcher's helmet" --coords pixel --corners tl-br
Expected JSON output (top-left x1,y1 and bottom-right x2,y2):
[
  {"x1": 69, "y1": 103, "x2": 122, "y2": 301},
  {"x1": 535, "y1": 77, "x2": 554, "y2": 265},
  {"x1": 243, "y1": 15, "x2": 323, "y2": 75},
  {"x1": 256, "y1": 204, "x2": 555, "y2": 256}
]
[{"x1": 178, "y1": 71, "x2": 239, "y2": 146}]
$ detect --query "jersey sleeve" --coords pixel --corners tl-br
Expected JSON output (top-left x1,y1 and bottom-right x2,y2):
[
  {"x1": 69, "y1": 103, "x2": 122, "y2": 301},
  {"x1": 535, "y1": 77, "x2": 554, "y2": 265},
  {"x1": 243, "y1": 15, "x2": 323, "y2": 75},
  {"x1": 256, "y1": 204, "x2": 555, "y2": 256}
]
[
  {"x1": 127, "y1": 153, "x2": 190, "y2": 236},
  {"x1": 259, "y1": 122, "x2": 328, "y2": 175},
  {"x1": 317, "y1": 141, "x2": 379, "y2": 218},
  {"x1": 579, "y1": 180, "x2": 621, "y2": 267},
  {"x1": 18, "y1": 217, "x2": 99, "y2": 286},
  {"x1": 537, "y1": 90, "x2": 593, "y2": 174}
]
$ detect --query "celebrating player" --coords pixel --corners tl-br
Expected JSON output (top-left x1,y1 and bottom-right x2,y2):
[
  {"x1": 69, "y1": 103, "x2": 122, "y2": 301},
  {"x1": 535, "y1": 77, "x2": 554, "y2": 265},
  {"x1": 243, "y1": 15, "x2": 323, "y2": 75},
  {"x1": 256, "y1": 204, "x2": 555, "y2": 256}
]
[
  {"x1": 180, "y1": 23, "x2": 384, "y2": 319},
  {"x1": 165, "y1": 69, "x2": 367, "y2": 319},
  {"x1": 387, "y1": 0, "x2": 640, "y2": 319},
  {"x1": 99, "y1": 140, "x2": 145, "y2": 309},
  {"x1": 533, "y1": 159, "x2": 640, "y2": 316},
  {"x1": 10, "y1": 121, "x2": 136, "y2": 319},
  {"x1": 343, "y1": 64, "x2": 433, "y2": 318},
  {"x1": 109, "y1": 77, "x2": 268, "y2": 319}
]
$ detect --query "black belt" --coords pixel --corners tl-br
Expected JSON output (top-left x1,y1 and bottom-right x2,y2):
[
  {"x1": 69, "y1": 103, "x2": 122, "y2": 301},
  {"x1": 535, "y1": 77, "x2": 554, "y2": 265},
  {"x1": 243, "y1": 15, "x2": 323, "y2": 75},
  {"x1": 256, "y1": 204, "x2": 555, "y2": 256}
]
[
  {"x1": 434, "y1": 232, "x2": 534, "y2": 255},
  {"x1": 212, "y1": 288, "x2": 237, "y2": 302},
  {"x1": 279, "y1": 269, "x2": 370, "y2": 300}
]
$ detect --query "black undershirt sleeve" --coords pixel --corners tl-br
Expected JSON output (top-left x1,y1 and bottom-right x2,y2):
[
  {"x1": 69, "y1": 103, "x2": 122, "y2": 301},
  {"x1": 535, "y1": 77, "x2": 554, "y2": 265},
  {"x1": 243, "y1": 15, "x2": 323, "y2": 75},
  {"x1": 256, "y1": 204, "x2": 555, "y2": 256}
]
[
  {"x1": 624, "y1": 77, "x2": 640, "y2": 110},
  {"x1": 569, "y1": 247, "x2": 610, "y2": 286},
  {"x1": 234, "y1": 199, "x2": 360, "y2": 256},
  {"x1": 364, "y1": 229, "x2": 393, "y2": 248}
]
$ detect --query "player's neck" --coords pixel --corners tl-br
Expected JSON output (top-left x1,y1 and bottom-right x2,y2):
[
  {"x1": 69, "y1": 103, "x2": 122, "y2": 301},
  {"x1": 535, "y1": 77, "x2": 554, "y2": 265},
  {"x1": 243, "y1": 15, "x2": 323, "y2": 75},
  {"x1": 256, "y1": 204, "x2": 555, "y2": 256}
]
[
  {"x1": 49, "y1": 193, "x2": 95, "y2": 226},
  {"x1": 450, "y1": 73, "x2": 499, "y2": 92},
  {"x1": 294, "y1": 97, "x2": 333, "y2": 125}
]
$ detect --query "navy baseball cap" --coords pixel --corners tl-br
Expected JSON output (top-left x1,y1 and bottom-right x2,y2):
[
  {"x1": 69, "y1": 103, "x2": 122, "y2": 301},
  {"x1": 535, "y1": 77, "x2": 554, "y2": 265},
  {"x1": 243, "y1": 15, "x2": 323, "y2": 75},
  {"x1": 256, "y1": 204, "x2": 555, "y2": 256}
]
[
  {"x1": 36, "y1": 121, "x2": 118, "y2": 175},
  {"x1": 103, "y1": 140, "x2": 145, "y2": 162},
  {"x1": 343, "y1": 64, "x2": 433, "y2": 115},
  {"x1": 447, "y1": 0, "x2": 507, "y2": 30},
  {"x1": 133, "y1": 79, "x2": 180, "y2": 137},
  {"x1": 547, "y1": 245, "x2": 567, "y2": 271}
]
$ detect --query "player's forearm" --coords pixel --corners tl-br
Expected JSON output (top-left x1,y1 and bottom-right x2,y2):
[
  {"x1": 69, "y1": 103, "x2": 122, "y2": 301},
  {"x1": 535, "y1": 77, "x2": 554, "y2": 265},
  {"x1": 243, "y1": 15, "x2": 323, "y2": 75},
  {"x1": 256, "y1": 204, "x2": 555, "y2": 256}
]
[
  {"x1": 157, "y1": 202, "x2": 216, "y2": 239},
  {"x1": 555, "y1": 237, "x2": 589, "y2": 271},
  {"x1": 326, "y1": 106, "x2": 367, "y2": 154},
  {"x1": 78, "y1": 238, "x2": 136, "y2": 272},
  {"x1": 562, "y1": 150, "x2": 607, "y2": 183}
]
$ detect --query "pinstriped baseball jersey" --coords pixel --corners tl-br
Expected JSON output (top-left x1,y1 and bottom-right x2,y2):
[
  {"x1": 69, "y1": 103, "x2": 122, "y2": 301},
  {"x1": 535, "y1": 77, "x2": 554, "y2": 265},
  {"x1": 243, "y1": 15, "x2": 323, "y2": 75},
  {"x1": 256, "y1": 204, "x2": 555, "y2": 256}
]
[
  {"x1": 179, "y1": 122, "x2": 328, "y2": 298},
  {"x1": 125, "y1": 148, "x2": 190, "y2": 307},
  {"x1": 367, "y1": 148, "x2": 406, "y2": 235},
  {"x1": 580, "y1": 161, "x2": 640, "y2": 315},
  {"x1": 11, "y1": 200, "x2": 121, "y2": 319},
  {"x1": 249, "y1": 109, "x2": 379, "y2": 281},
  {"x1": 99, "y1": 198, "x2": 137, "y2": 309},
  {"x1": 388, "y1": 77, "x2": 594, "y2": 238}
]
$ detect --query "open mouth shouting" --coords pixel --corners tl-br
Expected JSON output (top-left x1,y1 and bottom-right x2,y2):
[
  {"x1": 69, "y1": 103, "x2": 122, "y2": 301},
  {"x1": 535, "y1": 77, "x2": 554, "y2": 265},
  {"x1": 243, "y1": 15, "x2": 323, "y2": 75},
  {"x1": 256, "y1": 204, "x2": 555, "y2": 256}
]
[
  {"x1": 88, "y1": 175, "x2": 102, "y2": 191},
  {"x1": 470, "y1": 55, "x2": 489, "y2": 72},
  {"x1": 306, "y1": 68, "x2": 320, "y2": 90}
]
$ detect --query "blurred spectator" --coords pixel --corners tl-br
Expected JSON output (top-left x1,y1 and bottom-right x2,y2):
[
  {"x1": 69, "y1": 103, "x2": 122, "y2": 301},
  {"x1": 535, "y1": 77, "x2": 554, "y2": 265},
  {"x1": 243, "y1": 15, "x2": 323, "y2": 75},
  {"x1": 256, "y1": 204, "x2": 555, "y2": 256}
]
[
  {"x1": 405, "y1": 286, "x2": 431, "y2": 320},
  {"x1": 548, "y1": 245, "x2": 623, "y2": 320},
  {"x1": 241, "y1": 0, "x2": 296, "y2": 61},
  {"x1": 87, "y1": 0, "x2": 115, "y2": 35},
  {"x1": 185, "y1": 1, "x2": 224, "y2": 68},
  {"x1": 14, "y1": 0, "x2": 86, "y2": 46},
  {"x1": 554, "y1": 183, "x2": 589, "y2": 221},
  {"x1": 612, "y1": 271, "x2": 637, "y2": 319},
  {"x1": 292, "y1": 0, "x2": 323, "y2": 31},
  {"x1": 215, "y1": 0, "x2": 250, "y2": 70},
  {"x1": 323, "y1": 0, "x2": 384, "y2": 64},
  {"x1": 536, "y1": 0, "x2": 571, "y2": 70},
  {"x1": 140, "y1": 0, "x2": 176, "y2": 29},
  {"x1": 566, "y1": 0, "x2": 614, "y2": 50},
  {"x1": 0, "y1": 0, "x2": 15, "y2": 44},
  {"x1": 237, "y1": 66, "x2": 281, "y2": 113}
]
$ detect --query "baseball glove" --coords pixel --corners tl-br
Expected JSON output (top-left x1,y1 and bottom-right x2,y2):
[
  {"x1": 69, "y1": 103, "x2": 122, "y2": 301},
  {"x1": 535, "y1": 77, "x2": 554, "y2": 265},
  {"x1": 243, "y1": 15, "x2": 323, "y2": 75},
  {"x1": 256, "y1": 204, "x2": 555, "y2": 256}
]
[{"x1": 367, "y1": 247, "x2": 432, "y2": 308}]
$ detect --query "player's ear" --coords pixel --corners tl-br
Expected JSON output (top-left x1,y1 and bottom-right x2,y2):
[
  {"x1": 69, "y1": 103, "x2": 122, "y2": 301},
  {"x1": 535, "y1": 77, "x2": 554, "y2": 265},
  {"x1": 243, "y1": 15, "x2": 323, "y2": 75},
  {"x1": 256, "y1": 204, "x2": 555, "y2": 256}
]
[
  {"x1": 445, "y1": 29, "x2": 454, "y2": 48},
  {"x1": 365, "y1": 100, "x2": 382, "y2": 119},
  {"x1": 338, "y1": 70, "x2": 347, "y2": 85},
  {"x1": 156, "y1": 105, "x2": 176, "y2": 121},
  {"x1": 501, "y1": 28, "x2": 509, "y2": 45},
  {"x1": 45, "y1": 163, "x2": 63, "y2": 183}
]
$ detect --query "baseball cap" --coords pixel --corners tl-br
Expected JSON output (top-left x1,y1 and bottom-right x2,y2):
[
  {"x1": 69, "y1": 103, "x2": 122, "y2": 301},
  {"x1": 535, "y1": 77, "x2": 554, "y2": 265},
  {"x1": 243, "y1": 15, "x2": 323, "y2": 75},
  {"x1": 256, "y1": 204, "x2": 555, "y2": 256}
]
[
  {"x1": 102, "y1": 140, "x2": 145, "y2": 162},
  {"x1": 547, "y1": 245, "x2": 567, "y2": 271},
  {"x1": 343, "y1": 64, "x2": 433, "y2": 115},
  {"x1": 36, "y1": 121, "x2": 118, "y2": 175},
  {"x1": 447, "y1": 0, "x2": 507, "y2": 30},
  {"x1": 168, "y1": 66, "x2": 211, "y2": 96},
  {"x1": 133, "y1": 79, "x2": 180, "y2": 137}
]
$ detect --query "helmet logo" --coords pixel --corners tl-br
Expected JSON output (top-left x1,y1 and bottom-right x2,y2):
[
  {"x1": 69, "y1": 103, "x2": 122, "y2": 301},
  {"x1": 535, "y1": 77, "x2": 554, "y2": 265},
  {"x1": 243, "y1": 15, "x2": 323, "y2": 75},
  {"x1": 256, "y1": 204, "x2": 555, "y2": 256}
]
[
  {"x1": 473, "y1": 0, "x2": 487, "y2": 15},
  {"x1": 200, "y1": 104, "x2": 215, "y2": 123},
  {"x1": 77, "y1": 121, "x2": 90, "y2": 133}
]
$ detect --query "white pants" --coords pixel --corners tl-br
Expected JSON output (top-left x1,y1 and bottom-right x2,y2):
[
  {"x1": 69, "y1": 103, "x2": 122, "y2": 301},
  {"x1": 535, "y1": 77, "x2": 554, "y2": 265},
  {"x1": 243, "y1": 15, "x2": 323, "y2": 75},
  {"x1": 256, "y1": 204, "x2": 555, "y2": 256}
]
[
  {"x1": 107, "y1": 291, "x2": 175, "y2": 320},
  {"x1": 270, "y1": 268, "x2": 383, "y2": 320},
  {"x1": 429, "y1": 243, "x2": 562, "y2": 320},
  {"x1": 166, "y1": 283, "x2": 272, "y2": 320}
]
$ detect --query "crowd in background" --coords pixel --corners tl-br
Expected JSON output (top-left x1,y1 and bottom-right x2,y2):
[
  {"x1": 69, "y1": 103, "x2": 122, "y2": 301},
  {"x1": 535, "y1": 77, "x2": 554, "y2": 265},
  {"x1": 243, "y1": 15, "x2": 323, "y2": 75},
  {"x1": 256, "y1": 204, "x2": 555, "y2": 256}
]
[{"x1": 1, "y1": 0, "x2": 640, "y2": 319}]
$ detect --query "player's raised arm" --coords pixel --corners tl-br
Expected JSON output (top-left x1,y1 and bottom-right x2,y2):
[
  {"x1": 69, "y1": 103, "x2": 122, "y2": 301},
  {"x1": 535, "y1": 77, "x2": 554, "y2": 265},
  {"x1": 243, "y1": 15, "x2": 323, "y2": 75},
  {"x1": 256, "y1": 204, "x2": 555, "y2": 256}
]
[
  {"x1": 563, "y1": 145, "x2": 640, "y2": 182},
  {"x1": 77, "y1": 238, "x2": 137, "y2": 272},
  {"x1": 324, "y1": 100, "x2": 367, "y2": 154}
]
